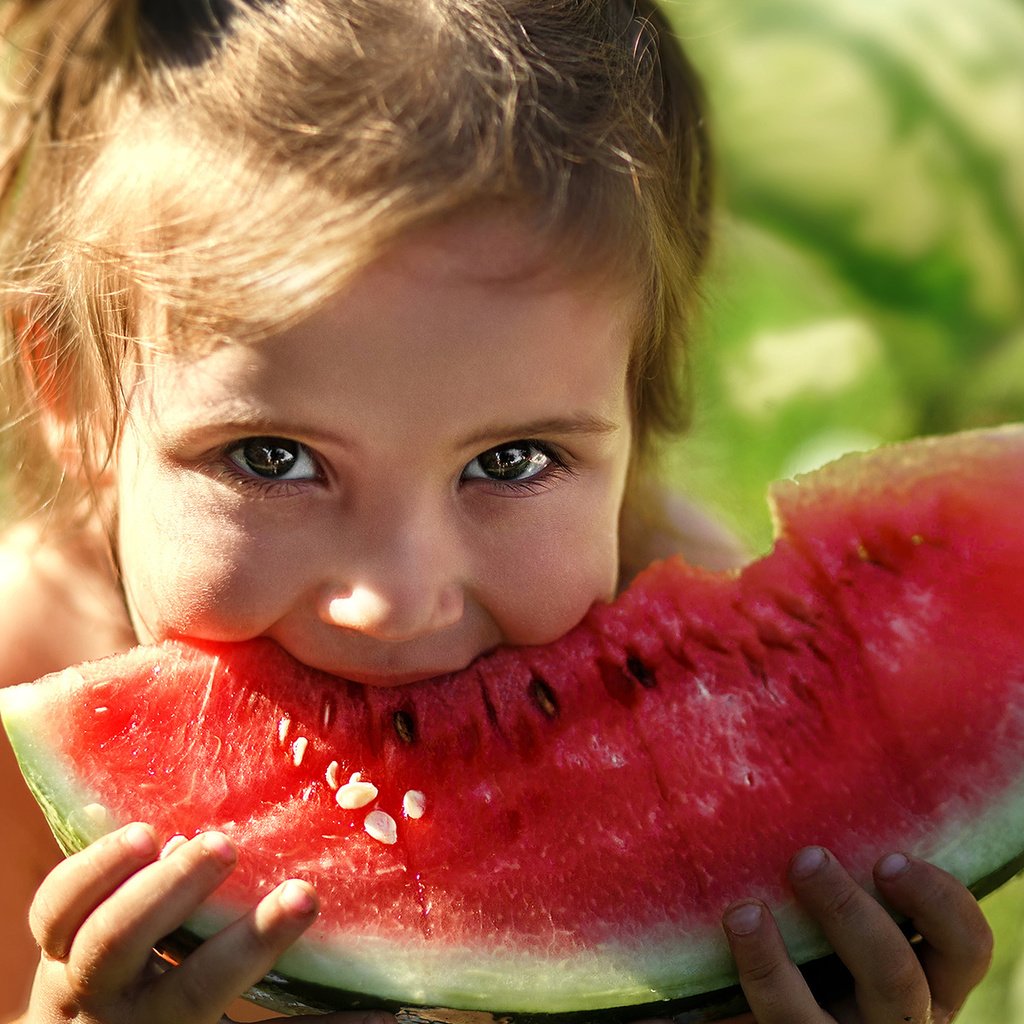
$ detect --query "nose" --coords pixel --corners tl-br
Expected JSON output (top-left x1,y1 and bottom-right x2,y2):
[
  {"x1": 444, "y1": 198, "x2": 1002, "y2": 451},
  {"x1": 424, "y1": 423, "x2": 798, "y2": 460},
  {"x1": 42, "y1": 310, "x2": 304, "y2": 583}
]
[
  {"x1": 319, "y1": 580, "x2": 464, "y2": 642},
  {"x1": 316, "y1": 511, "x2": 466, "y2": 642}
]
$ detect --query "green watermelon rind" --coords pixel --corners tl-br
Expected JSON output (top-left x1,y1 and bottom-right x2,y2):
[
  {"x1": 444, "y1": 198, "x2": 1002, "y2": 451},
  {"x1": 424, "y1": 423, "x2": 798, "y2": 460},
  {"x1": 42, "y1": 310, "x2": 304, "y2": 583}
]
[
  {"x1": 5, "y1": 665, "x2": 1024, "y2": 1018},
  {"x1": 0, "y1": 668, "x2": 117, "y2": 855}
]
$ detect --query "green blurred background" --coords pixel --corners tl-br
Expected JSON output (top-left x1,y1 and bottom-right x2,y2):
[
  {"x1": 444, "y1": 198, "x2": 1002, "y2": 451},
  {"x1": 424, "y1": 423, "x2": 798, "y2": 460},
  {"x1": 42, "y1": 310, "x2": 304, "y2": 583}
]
[{"x1": 664, "y1": 0, "x2": 1024, "y2": 1020}]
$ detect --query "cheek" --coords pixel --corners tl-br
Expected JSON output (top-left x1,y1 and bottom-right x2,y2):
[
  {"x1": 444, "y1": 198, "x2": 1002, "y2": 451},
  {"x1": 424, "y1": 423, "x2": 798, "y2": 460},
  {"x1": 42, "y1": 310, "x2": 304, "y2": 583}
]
[
  {"x1": 116, "y1": 472, "x2": 276, "y2": 641},
  {"x1": 483, "y1": 500, "x2": 622, "y2": 647}
]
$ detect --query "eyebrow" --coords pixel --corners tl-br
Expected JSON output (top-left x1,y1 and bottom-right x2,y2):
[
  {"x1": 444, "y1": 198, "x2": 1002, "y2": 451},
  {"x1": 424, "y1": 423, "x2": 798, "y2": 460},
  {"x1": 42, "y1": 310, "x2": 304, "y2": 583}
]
[
  {"x1": 161, "y1": 409, "x2": 356, "y2": 451},
  {"x1": 160, "y1": 406, "x2": 620, "y2": 453},
  {"x1": 458, "y1": 413, "x2": 621, "y2": 449}
]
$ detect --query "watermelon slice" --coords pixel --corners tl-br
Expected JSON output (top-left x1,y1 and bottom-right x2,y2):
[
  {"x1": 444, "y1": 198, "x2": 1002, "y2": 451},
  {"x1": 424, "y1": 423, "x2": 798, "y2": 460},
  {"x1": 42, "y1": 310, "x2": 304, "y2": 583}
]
[{"x1": 3, "y1": 426, "x2": 1024, "y2": 1021}]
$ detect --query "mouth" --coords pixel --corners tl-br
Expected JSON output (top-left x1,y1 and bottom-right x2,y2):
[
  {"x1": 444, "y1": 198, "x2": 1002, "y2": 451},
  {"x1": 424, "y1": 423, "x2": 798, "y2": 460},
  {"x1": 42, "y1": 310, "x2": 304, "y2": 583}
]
[
  {"x1": 247, "y1": 623, "x2": 496, "y2": 687},
  {"x1": 330, "y1": 666, "x2": 457, "y2": 688},
  {"x1": 272, "y1": 640, "x2": 483, "y2": 688}
]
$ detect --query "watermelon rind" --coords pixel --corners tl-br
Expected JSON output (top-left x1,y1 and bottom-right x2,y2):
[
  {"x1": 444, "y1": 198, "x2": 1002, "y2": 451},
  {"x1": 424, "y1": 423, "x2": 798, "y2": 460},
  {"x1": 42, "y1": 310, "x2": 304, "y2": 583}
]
[{"x1": 0, "y1": 668, "x2": 117, "y2": 854}]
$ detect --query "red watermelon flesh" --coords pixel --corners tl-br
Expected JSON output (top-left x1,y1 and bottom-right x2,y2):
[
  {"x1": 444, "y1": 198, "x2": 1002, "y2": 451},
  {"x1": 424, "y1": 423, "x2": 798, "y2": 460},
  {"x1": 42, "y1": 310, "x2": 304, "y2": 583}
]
[{"x1": 3, "y1": 425, "x2": 1024, "y2": 1019}]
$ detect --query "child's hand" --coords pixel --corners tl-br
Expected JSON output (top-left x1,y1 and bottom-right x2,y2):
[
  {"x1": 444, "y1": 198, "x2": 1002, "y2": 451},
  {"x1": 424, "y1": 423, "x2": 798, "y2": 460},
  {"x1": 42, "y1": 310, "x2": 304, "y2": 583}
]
[
  {"x1": 23, "y1": 822, "x2": 394, "y2": 1024},
  {"x1": 713, "y1": 847, "x2": 994, "y2": 1024}
]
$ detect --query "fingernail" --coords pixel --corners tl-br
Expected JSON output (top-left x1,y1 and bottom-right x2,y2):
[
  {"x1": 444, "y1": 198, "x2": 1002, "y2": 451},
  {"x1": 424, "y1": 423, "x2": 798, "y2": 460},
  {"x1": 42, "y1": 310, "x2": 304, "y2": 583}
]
[
  {"x1": 790, "y1": 845, "x2": 828, "y2": 879},
  {"x1": 724, "y1": 901, "x2": 763, "y2": 936},
  {"x1": 160, "y1": 834, "x2": 188, "y2": 859},
  {"x1": 876, "y1": 852, "x2": 910, "y2": 880},
  {"x1": 123, "y1": 822, "x2": 157, "y2": 857},
  {"x1": 200, "y1": 831, "x2": 237, "y2": 866},
  {"x1": 278, "y1": 879, "x2": 317, "y2": 917}
]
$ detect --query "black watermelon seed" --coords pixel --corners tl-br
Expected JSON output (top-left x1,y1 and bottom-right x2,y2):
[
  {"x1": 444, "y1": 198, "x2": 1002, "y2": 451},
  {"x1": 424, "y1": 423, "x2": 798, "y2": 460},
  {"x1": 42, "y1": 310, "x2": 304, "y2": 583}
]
[
  {"x1": 393, "y1": 710, "x2": 416, "y2": 744},
  {"x1": 529, "y1": 676, "x2": 559, "y2": 719},
  {"x1": 626, "y1": 655, "x2": 656, "y2": 688}
]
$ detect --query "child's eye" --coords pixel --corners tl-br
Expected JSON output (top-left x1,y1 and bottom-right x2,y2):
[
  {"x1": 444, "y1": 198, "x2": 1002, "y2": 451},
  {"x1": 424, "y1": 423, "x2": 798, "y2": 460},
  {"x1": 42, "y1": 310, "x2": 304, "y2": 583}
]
[
  {"x1": 226, "y1": 436, "x2": 319, "y2": 481},
  {"x1": 461, "y1": 441, "x2": 558, "y2": 485}
]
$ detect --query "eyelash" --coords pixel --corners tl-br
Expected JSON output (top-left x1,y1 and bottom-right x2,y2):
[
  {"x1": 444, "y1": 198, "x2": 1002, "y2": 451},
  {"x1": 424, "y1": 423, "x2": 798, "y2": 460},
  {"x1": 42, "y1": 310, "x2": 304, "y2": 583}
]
[
  {"x1": 212, "y1": 437, "x2": 575, "y2": 496},
  {"x1": 487, "y1": 465, "x2": 573, "y2": 495},
  {"x1": 462, "y1": 440, "x2": 575, "y2": 496},
  {"x1": 215, "y1": 439, "x2": 325, "y2": 495}
]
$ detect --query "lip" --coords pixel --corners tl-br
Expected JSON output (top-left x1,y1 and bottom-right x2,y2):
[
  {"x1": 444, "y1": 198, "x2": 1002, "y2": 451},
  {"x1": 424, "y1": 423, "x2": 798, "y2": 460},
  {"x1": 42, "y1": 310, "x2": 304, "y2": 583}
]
[
  {"x1": 274, "y1": 641, "x2": 480, "y2": 688},
  {"x1": 332, "y1": 666, "x2": 456, "y2": 688}
]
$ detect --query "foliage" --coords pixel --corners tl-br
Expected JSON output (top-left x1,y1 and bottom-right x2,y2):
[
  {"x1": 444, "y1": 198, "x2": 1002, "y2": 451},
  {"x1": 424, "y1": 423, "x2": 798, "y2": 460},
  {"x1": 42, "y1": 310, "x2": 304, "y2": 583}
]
[{"x1": 668, "y1": 0, "x2": 1024, "y2": 549}]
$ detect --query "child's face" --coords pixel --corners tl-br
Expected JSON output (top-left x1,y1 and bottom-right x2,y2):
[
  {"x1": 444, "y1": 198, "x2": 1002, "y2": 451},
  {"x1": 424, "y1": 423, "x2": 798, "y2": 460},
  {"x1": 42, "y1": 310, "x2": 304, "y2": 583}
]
[{"x1": 114, "y1": 216, "x2": 636, "y2": 685}]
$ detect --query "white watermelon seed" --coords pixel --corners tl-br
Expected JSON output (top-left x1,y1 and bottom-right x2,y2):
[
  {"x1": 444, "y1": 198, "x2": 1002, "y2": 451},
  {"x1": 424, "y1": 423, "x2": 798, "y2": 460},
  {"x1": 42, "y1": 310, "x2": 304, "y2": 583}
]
[
  {"x1": 325, "y1": 761, "x2": 340, "y2": 789},
  {"x1": 349, "y1": 771, "x2": 362, "y2": 783},
  {"x1": 291, "y1": 736, "x2": 308, "y2": 767},
  {"x1": 403, "y1": 790, "x2": 426, "y2": 819},
  {"x1": 278, "y1": 716, "x2": 291, "y2": 745},
  {"x1": 337, "y1": 780, "x2": 378, "y2": 809},
  {"x1": 364, "y1": 809, "x2": 397, "y2": 845},
  {"x1": 81, "y1": 803, "x2": 112, "y2": 831}
]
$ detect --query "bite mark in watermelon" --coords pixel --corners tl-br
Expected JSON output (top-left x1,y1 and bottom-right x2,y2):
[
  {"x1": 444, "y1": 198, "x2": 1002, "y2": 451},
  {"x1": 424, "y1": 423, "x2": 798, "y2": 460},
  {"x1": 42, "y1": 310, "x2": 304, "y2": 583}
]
[{"x1": 3, "y1": 426, "x2": 1024, "y2": 1021}]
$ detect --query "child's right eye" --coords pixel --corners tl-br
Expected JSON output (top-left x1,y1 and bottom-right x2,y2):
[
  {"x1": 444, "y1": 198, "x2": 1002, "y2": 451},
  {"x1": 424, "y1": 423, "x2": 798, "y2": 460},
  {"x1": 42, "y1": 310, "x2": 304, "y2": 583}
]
[{"x1": 226, "y1": 436, "x2": 320, "y2": 482}]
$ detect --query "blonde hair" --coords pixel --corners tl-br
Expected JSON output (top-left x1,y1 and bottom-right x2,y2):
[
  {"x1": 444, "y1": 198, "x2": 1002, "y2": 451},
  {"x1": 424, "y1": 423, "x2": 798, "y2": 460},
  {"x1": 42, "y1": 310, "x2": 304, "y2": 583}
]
[{"x1": 0, "y1": 0, "x2": 711, "y2": 527}]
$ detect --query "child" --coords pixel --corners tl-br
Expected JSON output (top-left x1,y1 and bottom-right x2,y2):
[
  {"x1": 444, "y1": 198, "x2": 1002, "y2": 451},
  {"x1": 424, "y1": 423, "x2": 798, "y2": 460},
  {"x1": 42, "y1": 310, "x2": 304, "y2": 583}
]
[{"x1": 0, "y1": 1, "x2": 993, "y2": 1022}]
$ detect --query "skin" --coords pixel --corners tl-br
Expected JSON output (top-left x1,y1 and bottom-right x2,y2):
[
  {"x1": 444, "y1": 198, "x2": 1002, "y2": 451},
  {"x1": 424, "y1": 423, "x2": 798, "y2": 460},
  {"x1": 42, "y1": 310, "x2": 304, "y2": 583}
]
[
  {"x1": 0, "y1": 215, "x2": 994, "y2": 1023},
  {"x1": 114, "y1": 221, "x2": 635, "y2": 684}
]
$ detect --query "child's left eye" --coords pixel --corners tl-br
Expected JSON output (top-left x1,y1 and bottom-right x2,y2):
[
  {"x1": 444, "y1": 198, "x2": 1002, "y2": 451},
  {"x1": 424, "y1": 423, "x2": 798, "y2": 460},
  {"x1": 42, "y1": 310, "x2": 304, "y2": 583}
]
[
  {"x1": 461, "y1": 441, "x2": 558, "y2": 485},
  {"x1": 226, "y1": 436, "x2": 320, "y2": 481}
]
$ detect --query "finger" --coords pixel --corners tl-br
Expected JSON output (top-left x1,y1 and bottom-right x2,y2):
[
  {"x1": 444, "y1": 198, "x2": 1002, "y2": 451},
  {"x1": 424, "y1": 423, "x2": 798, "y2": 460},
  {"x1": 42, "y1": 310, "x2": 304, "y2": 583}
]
[
  {"x1": 151, "y1": 878, "x2": 320, "y2": 1023},
  {"x1": 788, "y1": 846, "x2": 931, "y2": 1024},
  {"x1": 873, "y1": 853, "x2": 994, "y2": 1020},
  {"x1": 29, "y1": 822, "x2": 160, "y2": 960},
  {"x1": 722, "y1": 899, "x2": 826, "y2": 1024},
  {"x1": 69, "y1": 831, "x2": 239, "y2": 999}
]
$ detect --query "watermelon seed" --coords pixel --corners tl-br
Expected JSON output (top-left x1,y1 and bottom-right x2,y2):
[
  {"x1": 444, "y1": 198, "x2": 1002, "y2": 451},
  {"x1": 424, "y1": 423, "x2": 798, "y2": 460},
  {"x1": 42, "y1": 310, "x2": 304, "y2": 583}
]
[
  {"x1": 337, "y1": 779, "x2": 379, "y2": 809},
  {"x1": 529, "y1": 676, "x2": 559, "y2": 719},
  {"x1": 291, "y1": 736, "x2": 308, "y2": 767},
  {"x1": 321, "y1": 698, "x2": 335, "y2": 730},
  {"x1": 78, "y1": 803, "x2": 112, "y2": 833},
  {"x1": 278, "y1": 716, "x2": 291, "y2": 745},
  {"x1": 364, "y1": 809, "x2": 398, "y2": 845},
  {"x1": 325, "y1": 761, "x2": 340, "y2": 789},
  {"x1": 393, "y1": 710, "x2": 416, "y2": 744},
  {"x1": 626, "y1": 656, "x2": 656, "y2": 688},
  {"x1": 403, "y1": 790, "x2": 426, "y2": 819}
]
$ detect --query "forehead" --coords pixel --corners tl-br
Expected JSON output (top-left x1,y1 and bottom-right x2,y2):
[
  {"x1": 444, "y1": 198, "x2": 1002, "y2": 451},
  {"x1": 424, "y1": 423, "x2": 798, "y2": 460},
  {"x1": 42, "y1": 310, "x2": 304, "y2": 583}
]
[
  {"x1": 131, "y1": 214, "x2": 638, "y2": 443},
  {"x1": 355, "y1": 208, "x2": 638, "y2": 292}
]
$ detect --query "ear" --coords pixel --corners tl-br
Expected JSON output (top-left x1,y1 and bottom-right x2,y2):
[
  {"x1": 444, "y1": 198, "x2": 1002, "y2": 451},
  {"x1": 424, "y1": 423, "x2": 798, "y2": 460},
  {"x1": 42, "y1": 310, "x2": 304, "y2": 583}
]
[
  {"x1": 14, "y1": 313, "x2": 62, "y2": 408},
  {"x1": 11, "y1": 311, "x2": 115, "y2": 487}
]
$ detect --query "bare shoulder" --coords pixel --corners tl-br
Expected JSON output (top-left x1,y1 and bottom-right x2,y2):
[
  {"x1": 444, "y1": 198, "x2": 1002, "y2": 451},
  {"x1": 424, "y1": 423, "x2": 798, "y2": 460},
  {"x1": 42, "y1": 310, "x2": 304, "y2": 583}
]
[
  {"x1": 0, "y1": 520, "x2": 134, "y2": 687},
  {"x1": 657, "y1": 489, "x2": 748, "y2": 571},
  {"x1": 619, "y1": 482, "x2": 747, "y2": 585}
]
